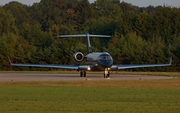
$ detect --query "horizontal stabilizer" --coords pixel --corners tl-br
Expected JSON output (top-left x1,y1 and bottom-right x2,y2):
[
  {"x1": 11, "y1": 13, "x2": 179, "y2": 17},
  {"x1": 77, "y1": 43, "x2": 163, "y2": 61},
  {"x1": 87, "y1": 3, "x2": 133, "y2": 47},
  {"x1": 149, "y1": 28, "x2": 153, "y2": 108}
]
[{"x1": 58, "y1": 34, "x2": 111, "y2": 38}]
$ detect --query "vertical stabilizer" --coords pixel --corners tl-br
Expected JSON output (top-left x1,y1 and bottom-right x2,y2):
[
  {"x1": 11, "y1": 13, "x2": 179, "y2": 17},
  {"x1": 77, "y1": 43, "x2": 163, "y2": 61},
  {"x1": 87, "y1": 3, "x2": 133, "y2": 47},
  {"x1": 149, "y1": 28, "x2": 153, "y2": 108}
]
[
  {"x1": 86, "y1": 32, "x2": 92, "y2": 53},
  {"x1": 58, "y1": 32, "x2": 111, "y2": 53}
]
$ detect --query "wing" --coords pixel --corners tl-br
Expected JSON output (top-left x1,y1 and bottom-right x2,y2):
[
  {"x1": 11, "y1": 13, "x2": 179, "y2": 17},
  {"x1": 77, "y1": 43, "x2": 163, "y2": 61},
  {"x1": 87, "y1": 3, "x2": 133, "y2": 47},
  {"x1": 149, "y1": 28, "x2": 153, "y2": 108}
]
[
  {"x1": 111, "y1": 57, "x2": 172, "y2": 70},
  {"x1": 8, "y1": 57, "x2": 90, "y2": 70}
]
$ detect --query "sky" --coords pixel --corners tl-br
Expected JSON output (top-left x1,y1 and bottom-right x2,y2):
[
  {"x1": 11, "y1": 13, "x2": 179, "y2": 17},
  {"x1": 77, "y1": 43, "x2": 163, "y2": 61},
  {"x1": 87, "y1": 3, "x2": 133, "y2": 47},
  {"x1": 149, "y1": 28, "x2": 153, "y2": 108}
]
[{"x1": 0, "y1": 0, "x2": 180, "y2": 7}]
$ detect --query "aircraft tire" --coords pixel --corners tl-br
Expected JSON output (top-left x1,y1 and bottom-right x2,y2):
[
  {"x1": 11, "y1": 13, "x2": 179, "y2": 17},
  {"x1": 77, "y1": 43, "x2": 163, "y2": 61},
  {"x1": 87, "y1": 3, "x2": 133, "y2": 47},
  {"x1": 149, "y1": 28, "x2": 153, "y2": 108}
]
[
  {"x1": 80, "y1": 71, "x2": 83, "y2": 77},
  {"x1": 84, "y1": 71, "x2": 86, "y2": 77},
  {"x1": 108, "y1": 72, "x2": 110, "y2": 78},
  {"x1": 104, "y1": 74, "x2": 108, "y2": 78}
]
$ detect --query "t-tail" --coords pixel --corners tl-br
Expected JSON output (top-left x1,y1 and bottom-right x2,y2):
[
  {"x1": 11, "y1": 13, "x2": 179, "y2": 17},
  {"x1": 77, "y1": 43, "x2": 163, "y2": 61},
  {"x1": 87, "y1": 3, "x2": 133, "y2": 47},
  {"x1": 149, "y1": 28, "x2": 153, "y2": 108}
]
[{"x1": 58, "y1": 32, "x2": 111, "y2": 53}]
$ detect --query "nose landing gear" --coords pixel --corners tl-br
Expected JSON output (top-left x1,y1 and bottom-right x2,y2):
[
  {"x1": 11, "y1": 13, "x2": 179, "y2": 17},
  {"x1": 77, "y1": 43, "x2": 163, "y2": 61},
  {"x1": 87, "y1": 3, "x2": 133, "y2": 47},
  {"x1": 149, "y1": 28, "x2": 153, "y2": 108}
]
[{"x1": 104, "y1": 68, "x2": 110, "y2": 78}]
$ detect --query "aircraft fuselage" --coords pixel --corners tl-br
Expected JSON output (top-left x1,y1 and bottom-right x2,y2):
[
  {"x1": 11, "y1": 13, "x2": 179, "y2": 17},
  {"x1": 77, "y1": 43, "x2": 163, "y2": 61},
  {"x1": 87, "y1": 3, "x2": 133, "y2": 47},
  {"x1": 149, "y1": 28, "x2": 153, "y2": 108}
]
[{"x1": 85, "y1": 52, "x2": 113, "y2": 71}]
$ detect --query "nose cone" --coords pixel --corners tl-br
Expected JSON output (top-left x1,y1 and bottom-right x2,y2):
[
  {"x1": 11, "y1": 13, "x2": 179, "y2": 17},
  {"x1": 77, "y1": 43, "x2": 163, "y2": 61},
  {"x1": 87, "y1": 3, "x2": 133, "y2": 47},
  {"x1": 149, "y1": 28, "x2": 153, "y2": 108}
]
[
  {"x1": 97, "y1": 53, "x2": 113, "y2": 68},
  {"x1": 99, "y1": 60, "x2": 113, "y2": 67}
]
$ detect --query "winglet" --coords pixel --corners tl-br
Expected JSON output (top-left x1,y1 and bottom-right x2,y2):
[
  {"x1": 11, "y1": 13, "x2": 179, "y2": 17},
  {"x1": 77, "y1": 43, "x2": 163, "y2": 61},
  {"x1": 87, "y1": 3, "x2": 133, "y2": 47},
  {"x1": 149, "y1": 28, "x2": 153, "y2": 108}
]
[
  {"x1": 169, "y1": 56, "x2": 172, "y2": 65},
  {"x1": 8, "y1": 56, "x2": 12, "y2": 65}
]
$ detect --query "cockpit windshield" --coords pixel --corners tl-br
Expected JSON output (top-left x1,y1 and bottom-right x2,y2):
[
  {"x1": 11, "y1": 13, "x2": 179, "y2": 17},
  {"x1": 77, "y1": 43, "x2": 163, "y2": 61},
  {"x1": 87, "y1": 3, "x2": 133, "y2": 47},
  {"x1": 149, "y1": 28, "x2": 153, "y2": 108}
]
[{"x1": 98, "y1": 55, "x2": 112, "y2": 60}]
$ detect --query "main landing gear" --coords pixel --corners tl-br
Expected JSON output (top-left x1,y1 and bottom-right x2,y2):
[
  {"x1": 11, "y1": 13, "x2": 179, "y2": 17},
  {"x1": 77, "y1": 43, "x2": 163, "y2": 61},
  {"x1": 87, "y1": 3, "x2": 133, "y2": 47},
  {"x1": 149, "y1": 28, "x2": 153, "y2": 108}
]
[
  {"x1": 80, "y1": 70, "x2": 110, "y2": 78},
  {"x1": 104, "y1": 68, "x2": 110, "y2": 78},
  {"x1": 80, "y1": 71, "x2": 86, "y2": 77}
]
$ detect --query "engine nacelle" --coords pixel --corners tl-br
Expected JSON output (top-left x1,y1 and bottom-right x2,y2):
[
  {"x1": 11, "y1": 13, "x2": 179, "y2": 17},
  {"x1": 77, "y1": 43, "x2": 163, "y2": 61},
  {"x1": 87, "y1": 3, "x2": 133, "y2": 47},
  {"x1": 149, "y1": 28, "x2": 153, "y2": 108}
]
[{"x1": 73, "y1": 52, "x2": 84, "y2": 63}]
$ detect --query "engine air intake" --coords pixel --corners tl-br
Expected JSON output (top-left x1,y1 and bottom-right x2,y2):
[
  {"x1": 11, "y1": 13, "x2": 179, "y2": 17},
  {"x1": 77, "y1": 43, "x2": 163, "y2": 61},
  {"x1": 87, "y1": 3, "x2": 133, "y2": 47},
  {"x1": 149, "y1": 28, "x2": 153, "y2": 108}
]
[{"x1": 73, "y1": 52, "x2": 84, "y2": 63}]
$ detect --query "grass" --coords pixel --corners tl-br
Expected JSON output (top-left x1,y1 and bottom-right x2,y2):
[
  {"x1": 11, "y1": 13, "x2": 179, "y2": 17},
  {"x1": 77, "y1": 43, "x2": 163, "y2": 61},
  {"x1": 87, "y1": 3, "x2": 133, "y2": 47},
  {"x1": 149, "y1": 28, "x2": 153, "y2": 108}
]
[{"x1": 0, "y1": 79, "x2": 180, "y2": 113}]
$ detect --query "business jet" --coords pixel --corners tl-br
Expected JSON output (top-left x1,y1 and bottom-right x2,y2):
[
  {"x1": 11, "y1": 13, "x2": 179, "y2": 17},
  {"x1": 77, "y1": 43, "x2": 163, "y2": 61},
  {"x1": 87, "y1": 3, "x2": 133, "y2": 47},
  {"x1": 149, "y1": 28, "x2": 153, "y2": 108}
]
[{"x1": 9, "y1": 32, "x2": 172, "y2": 78}]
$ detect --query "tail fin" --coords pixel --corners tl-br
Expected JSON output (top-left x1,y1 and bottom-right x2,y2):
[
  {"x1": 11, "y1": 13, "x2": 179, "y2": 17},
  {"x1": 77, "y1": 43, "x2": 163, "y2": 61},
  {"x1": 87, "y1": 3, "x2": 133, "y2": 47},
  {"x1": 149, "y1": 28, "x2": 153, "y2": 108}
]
[
  {"x1": 58, "y1": 32, "x2": 111, "y2": 53},
  {"x1": 169, "y1": 56, "x2": 172, "y2": 65},
  {"x1": 8, "y1": 56, "x2": 12, "y2": 65}
]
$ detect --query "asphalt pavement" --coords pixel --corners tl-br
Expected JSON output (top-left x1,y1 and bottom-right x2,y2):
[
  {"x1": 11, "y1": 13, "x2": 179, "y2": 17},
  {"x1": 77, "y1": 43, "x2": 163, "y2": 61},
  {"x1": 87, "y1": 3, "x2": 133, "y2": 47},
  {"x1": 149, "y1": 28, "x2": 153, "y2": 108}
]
[{"x1": 0, "y1": 73, "x2": 174, "y2": 82}]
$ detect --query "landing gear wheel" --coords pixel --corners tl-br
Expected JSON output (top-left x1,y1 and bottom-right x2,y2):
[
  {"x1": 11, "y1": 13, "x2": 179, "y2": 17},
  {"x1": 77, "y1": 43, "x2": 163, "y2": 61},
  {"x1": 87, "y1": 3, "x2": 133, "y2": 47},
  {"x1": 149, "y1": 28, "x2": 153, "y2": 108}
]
[
  {"x1": 104, "y1": 74, "x2": 108, "y2": 78},
  {"x1": 84, "y1": 71, "x2": 86, "y2": 77},
  {"x1": 80, "y1": 71, "x2": 83, "y2": 77},
  {"x1": 107, "y1": 72, "x2": 110, "y2": 78},
  {"x1": 80, "y1": 71, "x2": 86, "y2": 77},
  {"x1": 104, "y1": 74, "x2": 109, "y2": 78}
]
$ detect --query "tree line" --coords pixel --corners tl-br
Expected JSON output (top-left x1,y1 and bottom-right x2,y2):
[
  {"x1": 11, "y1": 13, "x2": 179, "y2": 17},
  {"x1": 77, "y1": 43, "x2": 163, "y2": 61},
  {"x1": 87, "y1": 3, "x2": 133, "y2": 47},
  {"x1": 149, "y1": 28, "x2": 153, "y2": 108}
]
[{"x1": 0, "y1": 0, "x2": 180, "y2": 71}]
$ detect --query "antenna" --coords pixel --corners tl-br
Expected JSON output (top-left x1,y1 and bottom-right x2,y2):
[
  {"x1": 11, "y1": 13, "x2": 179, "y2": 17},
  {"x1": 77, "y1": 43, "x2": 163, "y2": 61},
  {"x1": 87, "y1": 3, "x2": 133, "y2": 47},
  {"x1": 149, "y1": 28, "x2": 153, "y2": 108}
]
[{"x1": 58, "y1": 32, "x2": 111, "y2": 53}]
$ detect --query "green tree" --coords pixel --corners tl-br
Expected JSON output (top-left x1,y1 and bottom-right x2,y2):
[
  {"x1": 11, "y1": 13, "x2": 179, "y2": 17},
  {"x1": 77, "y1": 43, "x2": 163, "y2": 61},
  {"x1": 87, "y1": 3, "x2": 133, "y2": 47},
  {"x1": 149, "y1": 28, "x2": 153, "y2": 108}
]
[
  {"x1": 0, "y1": 7, "x2": 19, "y2": 70},
  {"x1": 149, "y1": 6, "x2": 180, "y2": 42},
  {"x1": 143, "y1": 36, "x2": 170, "y2": 71},
  {"x1": 120, "y1": 33, "x2": 146, "y2": 64},
  {"x1": 3, "y1": 1, "x2": 31, "y2": 26},
  {"x1": 1, "y1": 1, "x2": 180, "y2": 71},
  {"x1": 0, "y1": 7, "x2": 17, "y2": 35},
  {"x1": 92, "y1": 0, "x2": 122, "y2": 18},
  {"x1": 118, "y1": 2, "x2": 138, "y2": 35}
]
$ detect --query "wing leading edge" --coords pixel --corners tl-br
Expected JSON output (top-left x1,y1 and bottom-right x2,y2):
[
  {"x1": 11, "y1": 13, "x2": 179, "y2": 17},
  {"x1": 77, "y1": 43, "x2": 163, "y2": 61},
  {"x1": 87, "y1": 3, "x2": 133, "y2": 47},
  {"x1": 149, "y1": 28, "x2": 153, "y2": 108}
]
[
  {"x1": 8, "y1": 57, "x2": 90, "y2": 70},
  {"x1": 111, "y1": 57, "x2": 172, "y2": 70}
]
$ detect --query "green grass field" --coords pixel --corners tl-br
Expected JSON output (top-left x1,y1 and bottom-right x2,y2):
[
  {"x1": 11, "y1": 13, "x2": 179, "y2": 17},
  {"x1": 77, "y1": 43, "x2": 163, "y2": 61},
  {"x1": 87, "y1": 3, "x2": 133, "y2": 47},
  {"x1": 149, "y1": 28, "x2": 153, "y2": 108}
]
[{"x1": 0, "y1": 79, "x2": 180, "y2": 113}]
